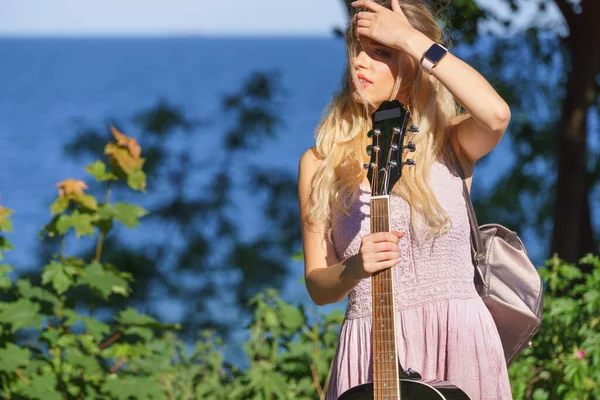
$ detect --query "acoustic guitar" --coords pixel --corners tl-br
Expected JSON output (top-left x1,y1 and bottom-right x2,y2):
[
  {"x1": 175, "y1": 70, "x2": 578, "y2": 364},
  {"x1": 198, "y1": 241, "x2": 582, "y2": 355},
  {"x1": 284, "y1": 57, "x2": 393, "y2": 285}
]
[{"x1": 336, "y1": 100, "x2": 472, "y2": 400}]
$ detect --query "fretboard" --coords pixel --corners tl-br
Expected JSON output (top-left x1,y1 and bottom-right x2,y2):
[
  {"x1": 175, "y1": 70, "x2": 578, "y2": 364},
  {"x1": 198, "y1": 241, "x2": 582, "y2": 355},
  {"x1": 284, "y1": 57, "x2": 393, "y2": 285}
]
[{"x1": 370, "y1": 195, "x2": 401, "y2": 400}]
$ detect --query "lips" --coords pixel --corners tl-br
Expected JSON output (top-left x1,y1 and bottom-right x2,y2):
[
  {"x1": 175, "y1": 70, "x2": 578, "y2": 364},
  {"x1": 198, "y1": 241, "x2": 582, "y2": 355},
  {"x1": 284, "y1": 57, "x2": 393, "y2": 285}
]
[
  {"x1": 357, "y1": 73, "x2": 372, "y2": 83},
  {"x1": 356, "y1": 73, "x2": 372, "y2": 88}
]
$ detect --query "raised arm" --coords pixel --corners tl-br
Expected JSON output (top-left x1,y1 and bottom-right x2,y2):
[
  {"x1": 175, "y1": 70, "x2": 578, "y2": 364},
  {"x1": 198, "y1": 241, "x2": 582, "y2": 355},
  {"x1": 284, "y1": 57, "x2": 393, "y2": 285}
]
[{"x1": 352, "y1": 0, "x2": 511, "y2": 165}]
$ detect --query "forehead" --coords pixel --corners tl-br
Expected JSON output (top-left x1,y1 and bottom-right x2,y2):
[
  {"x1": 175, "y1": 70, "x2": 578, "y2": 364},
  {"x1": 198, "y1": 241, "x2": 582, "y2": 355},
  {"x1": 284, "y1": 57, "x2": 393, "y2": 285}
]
[
  {"x1": 358, "y1": 37, "x2": 378, "y2": 45},
  {"x1": 358, "y1": 37, "x2": 390, "y2": 49}
]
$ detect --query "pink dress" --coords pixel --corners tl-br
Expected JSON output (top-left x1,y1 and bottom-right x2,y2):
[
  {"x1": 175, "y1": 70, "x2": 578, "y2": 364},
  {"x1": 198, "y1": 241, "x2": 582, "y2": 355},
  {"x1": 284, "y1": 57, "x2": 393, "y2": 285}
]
[{"x1": 327, "y1": 158, "x2": 512, "y2": 400}]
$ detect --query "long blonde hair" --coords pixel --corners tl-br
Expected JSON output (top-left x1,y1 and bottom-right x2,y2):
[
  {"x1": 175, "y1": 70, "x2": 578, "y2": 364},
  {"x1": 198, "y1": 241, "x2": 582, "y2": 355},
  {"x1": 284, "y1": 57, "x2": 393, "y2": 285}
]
[{"x1": 307, "y1": 0, "x2": 462, "y2": 239}]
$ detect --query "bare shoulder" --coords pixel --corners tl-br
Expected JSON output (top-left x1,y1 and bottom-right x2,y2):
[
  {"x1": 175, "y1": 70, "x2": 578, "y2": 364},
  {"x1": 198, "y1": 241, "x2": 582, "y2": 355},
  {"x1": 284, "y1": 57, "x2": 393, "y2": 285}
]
[
  {"x1": 297, "y1": 147, "x2": 327, "y2": 232},
  {"x1": 299, "y1": 146, "x2": 322, "y2": 168},
  {"x1": 298, "y1": 146, "x2": 323, "y2": 183}
]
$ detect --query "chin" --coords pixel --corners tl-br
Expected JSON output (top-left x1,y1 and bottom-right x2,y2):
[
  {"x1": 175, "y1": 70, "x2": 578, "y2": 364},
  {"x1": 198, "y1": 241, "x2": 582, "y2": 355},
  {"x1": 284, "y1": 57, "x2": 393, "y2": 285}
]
[{"x1": 351, "y1": 91, "x2": 381, "y2": 109}]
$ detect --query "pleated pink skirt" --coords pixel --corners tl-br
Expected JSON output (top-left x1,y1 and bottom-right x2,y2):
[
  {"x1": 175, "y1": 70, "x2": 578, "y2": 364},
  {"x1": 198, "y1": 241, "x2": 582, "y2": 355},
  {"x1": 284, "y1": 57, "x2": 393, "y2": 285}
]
[{"x1": 326, "y1": 296, "x2": 513, "y2": 400}]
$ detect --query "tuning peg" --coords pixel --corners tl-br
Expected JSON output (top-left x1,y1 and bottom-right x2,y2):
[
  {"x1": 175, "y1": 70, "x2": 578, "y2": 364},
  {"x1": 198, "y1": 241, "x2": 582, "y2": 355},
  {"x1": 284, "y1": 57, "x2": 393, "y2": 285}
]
[
  {"x1": 407, "y1": 126, "x2": 419, "y2": 133},
  {"x1": 367, "y1": 130, "x2": 374, "y2": 138},
  {"x1": 390, "y1": 160, "x2": 398, "y2": 167},
  {"x1": 363, "y1": 163, "x2": 375, "y2": 170},
  {"x1": 391, "y1": 143, "x2": 399, "y2": 151},
  {"x1": 366, "y1": 145, "x2": 380, "y2": 156},
  {"x1": 393, "y1": 127, "x2": 401, "y2": 134},
  {"x1": 403, "y1": 159, "x2": 416, "y2": 166},
  {"x1": 403, "y1": 142, "x2": 416, "y2": 152},
  {"x1": 373, "y1": 129, "x2": 381, "y2": 136}
]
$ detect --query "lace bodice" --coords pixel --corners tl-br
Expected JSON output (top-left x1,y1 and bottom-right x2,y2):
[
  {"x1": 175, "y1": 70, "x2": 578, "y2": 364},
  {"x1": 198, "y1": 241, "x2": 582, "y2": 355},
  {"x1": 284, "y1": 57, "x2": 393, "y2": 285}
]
[{"x1": 331, "y1": 158, "x2": 478, "y2": 319}]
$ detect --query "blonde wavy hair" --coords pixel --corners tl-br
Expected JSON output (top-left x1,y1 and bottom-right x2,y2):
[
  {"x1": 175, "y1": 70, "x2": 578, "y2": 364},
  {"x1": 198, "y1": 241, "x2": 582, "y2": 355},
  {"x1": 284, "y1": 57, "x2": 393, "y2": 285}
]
[{"x1": 307, "y1": 0, "x2": 463, "y2": 239}]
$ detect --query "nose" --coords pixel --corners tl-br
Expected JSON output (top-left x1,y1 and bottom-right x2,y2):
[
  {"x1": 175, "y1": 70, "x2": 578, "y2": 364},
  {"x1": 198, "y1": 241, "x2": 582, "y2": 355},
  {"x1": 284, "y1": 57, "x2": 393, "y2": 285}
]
[{"x1": 353, "y1": 49, "x2": 370, "y2": 69}]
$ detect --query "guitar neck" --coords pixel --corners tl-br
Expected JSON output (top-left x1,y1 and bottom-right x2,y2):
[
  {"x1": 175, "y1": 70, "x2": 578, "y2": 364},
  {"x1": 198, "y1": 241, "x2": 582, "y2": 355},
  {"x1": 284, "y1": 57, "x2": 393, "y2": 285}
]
[{"x1": 370, "y1": 195, "x2": 401, "y2": 400}]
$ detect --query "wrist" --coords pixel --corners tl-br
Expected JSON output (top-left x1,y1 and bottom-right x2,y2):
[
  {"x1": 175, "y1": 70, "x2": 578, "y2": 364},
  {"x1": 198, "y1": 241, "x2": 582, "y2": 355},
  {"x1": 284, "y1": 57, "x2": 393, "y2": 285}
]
[
  {"x1": 343, "y1": 253, "x2": 365, "y2": 282},
  {"x1": 403, "y1": 29, "x2": 435, "y2": 63}
]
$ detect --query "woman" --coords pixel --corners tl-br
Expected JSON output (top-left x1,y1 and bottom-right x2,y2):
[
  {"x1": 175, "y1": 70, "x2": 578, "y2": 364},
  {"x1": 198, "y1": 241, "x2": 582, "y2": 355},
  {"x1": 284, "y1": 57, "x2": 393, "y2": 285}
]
[{"x1": 297, "y1": 0, "x2": 513, "y2": 399}]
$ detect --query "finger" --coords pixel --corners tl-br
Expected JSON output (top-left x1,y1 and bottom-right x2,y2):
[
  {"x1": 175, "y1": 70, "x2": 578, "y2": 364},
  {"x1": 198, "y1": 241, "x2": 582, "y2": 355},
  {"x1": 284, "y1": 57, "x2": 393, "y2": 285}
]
[
  {"x1": 391, "y1": 231, "x2": 406, "y2": 239},
  {"x1": 351, "y1": 0, "x2": 384, "y2": 12},
  {"x1": 368, "y1": 232, "x2": 404, "y2": 243},
  {"x1": 391, "y1": 0, "x2": 402, "y2": 13},
  {"x1": 357, "y1": 20, "x2": 371, "y2": 29},
  {"x1": 371, "y1": 251, "x2": 401, "y2": 263},
  {"x1": 372, "y1": 242, "x2": 399, "y2": 253},
  {"x1": 372, "y1": 258, "x2": 400, "y2": 272},
  {"x1": 356, "y1": 27, "x2": 370, "y2": 38},
  {"x1": 364, "y1": 252, "x2": 398, "y2": 267},
  {"x1": 357, "y1": 11, "x2": 375, "y2": 20}
]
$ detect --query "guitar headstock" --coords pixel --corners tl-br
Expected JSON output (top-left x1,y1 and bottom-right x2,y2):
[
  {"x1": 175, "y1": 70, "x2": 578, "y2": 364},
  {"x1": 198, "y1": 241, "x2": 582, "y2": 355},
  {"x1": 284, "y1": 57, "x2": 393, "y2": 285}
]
[{"x1": 364, "y1": 100, "x2": 418, "y2": 196}]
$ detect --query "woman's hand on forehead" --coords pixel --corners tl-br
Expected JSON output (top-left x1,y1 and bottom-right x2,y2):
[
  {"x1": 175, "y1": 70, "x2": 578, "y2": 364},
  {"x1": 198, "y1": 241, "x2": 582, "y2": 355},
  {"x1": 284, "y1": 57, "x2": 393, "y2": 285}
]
[{"x1": 352, "y1": 0, "x2": 415, "y2": 52}]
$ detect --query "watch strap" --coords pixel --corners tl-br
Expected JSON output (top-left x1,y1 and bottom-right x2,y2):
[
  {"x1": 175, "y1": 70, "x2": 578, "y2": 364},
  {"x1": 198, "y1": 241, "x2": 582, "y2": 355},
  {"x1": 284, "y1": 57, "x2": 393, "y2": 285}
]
[{"x1": 421, "y1": 57, "x2": 436, "y2": 74}]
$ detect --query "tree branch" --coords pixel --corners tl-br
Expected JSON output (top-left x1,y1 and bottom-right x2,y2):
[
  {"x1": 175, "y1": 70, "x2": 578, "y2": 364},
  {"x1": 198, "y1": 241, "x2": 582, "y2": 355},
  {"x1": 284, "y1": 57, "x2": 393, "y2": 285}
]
[{"x1": 554, "y1": 0, "x2": 577, "y2": 28}]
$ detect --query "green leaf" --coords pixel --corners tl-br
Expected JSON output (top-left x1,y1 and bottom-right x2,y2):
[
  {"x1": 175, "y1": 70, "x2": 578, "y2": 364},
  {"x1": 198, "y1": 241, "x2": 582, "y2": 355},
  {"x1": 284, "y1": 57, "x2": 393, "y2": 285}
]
[
  {"x1": 50, "y1": 196, "x2": 69, "y2": 215},
  {"x1": 124, "y1": 326, "x2": 154, "y2": 342},
  {"x1": 56, "y1": 333, "x2": 77, "y2": 348},
  {"x1": 42, "y1": 261, "x2": 77, "y2": 295},
  {"x1": 292, "y1": 251, "x2": 304, "y2": 262},
  {"x1": 0, "y1": 343, "x2": 30, "y2": 373},
  {"x1": 64, "y1": 309, "x2": 111, "y2": 341},
  {"x1": 0, "y1": 207, "x2": 13, "y2": 232},
  {"x1": 78, "y1": 262, "x2": 130, "y2": 299},
  {"x1": 76, "y1": 194, "x2": 99, "y2": 211},
  {"x1": 0, "y1": 298, "x2": 43, "y2": 332},
  {"x1": 0, "y1": 236, "x2": 15, "y2": 260},
  {"x1": 94, "y1": 204, "x2": 115, "y2": 235},
  {"x1": 116, "y1": 307, "x2": 158, "y2": 326},
  {"x1": 113, "y1": 203, "x2": 148, "y2": 229},
  {"x1": 0, "y1": 263, "x2": 13, "y2": 289},
  {"x1": 16, "y1": 279, "x2": 60, "y2": 306},
  {"x1": 264, "y1": 309, "x2": 278, "y2": 329},
  {"x1": 64, "y1": 346, "x2": 103, "y2": 377},
  {"x1": 279, "y1": 302, "x2": 305, "y2": 332},
  {"x1": 56, "y1": 210, "x2": 96, "y2": 237},
  {"x1": 16, "y1": 372, "x2": 61, "y2": 400},
  {"x1": 127, "y1": 169, "x2": 147, "y2": 191},
  {"x1": 97, "y1": 203, "x2": 114, "y2": 219},
  {"x1": 39, "y1": 214, "x2": 61, "y2": 239},
  {"x1": 86, "y1": 160, "x2": 118, "y2": 181},
  {"x1": 102, "y1": 375, "x2": 166, "y2": 400},
  {"x1": 532, "y1": 388, "x2": 550, "y2": 400},
  {"x1": 41, "y1": 329, "x2": 60, "y2": 346}
]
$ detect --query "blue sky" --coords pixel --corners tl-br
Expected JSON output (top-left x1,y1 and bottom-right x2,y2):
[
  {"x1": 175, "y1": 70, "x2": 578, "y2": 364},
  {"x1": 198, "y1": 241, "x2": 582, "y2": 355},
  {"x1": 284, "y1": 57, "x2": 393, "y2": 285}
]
[{"x1": 0, "y1": 0, "x2": 349, "y2": 36}]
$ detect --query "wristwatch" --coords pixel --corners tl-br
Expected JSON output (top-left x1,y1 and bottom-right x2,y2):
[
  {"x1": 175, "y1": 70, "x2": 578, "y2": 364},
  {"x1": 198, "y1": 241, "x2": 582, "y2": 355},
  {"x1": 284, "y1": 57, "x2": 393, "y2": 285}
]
[{"x1": 421, "y1": 43, "x2": 448, "y2": 75}]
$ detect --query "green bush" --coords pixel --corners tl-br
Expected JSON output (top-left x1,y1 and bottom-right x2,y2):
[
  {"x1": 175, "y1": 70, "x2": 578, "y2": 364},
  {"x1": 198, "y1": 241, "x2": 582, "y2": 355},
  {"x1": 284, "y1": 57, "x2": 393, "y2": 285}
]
[
  {"x1": 509, "y1": 254, "x2": 600, "y2": 399},
  {"x1": 0, "y1": 127, "x2": 179, "y2": 399}
]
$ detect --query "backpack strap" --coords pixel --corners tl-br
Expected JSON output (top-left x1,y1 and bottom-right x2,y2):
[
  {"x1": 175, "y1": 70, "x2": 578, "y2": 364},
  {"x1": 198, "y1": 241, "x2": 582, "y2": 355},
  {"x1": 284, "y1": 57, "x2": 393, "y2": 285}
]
[{"x1": 447, "y1": 147, "x2": 489, "y2": 289}]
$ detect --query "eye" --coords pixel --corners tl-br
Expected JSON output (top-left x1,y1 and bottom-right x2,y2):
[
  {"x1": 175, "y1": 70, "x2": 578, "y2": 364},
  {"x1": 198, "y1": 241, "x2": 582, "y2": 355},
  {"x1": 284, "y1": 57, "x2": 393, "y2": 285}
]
[{"x1": 374, "y1": 48, "x2": 392, "y2": 58}]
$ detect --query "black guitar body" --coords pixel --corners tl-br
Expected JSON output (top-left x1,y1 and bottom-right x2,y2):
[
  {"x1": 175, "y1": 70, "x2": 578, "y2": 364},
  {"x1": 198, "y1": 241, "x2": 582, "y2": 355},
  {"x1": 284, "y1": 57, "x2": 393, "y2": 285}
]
[{"x1": 337, "y1": 378, "x2": 472, "y2": 400}]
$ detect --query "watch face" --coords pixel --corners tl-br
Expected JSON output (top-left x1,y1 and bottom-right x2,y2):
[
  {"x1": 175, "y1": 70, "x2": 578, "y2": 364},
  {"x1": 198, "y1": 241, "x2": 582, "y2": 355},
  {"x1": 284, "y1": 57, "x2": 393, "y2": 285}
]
[{"x1": 425, "y1": 44, "x2": 447, "y2": 63}]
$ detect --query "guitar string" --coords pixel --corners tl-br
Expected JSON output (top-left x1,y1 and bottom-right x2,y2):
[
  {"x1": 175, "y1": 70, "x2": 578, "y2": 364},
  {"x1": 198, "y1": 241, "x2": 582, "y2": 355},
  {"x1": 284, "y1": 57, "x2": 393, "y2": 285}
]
[{"x1": 373, "y1": 197, "x2": 399, "y2": 396}]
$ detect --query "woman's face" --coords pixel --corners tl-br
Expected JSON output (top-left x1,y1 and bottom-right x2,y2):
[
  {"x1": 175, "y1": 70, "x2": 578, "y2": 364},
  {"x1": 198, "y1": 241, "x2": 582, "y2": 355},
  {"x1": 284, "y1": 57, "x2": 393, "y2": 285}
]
[{"x1": 351, "y1": 39, "x2": 401, "y2": 108}]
